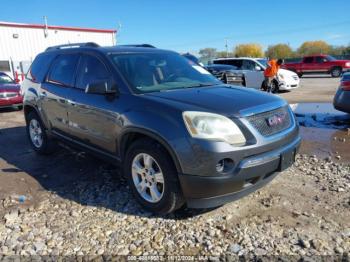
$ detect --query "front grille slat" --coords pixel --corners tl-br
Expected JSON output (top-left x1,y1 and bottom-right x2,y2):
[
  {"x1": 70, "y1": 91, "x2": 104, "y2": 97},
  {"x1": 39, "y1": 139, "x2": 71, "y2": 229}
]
[
  {"x1": 246, "y1": 106, "x2": 292, "y2": 137},
  {"x1": 0, "y1": 92, "x2": 18, "y2": 99}
]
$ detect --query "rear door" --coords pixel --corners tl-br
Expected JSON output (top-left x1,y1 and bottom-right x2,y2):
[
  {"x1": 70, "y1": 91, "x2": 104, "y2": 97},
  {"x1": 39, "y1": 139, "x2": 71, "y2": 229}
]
[
  {"x1": 301, "y1": 57, "x2": 315, "y2": 73},
  {"x1": 40, "y1": 53, "x2": 79, "y2": 135},
  {"x1": 67, "y1": 53, "x2": 121, "y2": 154}
]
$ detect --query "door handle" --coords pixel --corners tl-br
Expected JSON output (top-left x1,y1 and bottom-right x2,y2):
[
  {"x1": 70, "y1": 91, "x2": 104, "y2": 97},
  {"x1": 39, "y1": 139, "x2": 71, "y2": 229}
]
[{"x1": 67, "y1": 99, "x2": 76, "y2": 106}]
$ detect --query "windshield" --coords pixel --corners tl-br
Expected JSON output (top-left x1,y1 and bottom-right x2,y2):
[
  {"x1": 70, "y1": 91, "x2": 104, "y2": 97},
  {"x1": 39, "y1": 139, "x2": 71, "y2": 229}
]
[
  {"x1": 326, "y1": 55, "x2": 336, "y2": 61},
  {"x1": 0, "y1": 74, "x2": 14, "y2": 84},
  {"x1": 110, "y1": 52, "x2": 221, "y2": 93},
  {"x1": 257, "y1": 59, "x2": 268, "y2": 68}
]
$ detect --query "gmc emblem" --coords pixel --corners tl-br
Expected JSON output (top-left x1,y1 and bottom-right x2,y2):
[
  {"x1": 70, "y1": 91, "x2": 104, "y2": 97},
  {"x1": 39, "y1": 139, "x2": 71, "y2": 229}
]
[{"x1": 266, "y1": 112, "x2": 287, "y2": 127}]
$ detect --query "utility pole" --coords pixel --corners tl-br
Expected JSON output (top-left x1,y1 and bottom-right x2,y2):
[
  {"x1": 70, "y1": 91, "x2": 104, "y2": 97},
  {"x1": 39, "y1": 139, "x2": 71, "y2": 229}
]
[
  {"x1": 225, "y1": 38, "x2": 228, "y2": 57},
  {"x1": 43, "y1": 16, "x2": 48, "y2": 38}
]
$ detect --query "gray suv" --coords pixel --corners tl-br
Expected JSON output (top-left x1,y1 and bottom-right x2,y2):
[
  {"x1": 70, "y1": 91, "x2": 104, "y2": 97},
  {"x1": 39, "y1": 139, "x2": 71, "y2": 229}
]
[{"x1": 22, "y1": 43, "x2": 300, "y2": 214}]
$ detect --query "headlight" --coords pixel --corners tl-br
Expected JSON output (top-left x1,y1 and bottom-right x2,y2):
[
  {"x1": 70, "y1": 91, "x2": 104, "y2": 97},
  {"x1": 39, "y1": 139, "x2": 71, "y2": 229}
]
[
  {"x1": 278, "y1": 73, "x2": 284, "y2": 80},
  {"x1": 346, "y1": 62, "x2": 350, "y2": 67},
  {"x1": 182, "y1": 111, "x2": 246, "y2": 145}
]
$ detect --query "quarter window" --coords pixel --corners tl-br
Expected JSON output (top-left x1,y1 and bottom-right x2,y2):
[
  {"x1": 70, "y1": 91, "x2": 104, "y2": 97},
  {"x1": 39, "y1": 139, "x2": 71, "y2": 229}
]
[{"x1": 48, "y1": 54, "x2": 79, "y2": 86}]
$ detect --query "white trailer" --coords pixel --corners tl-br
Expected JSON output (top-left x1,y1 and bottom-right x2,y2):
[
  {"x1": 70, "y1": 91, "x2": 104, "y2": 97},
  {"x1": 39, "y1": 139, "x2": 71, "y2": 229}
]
[{"x1": 0, "y1": 21, "x2": 117, "y2": 81}]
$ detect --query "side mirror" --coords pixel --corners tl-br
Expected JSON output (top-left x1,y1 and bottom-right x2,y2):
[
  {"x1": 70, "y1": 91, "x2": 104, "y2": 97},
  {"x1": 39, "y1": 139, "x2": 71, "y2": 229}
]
[
  {"x1": 85, "y1": 81, "x2": 116, "y2": 95},
  {"x1": 14, "y1": 79, "x2": 20, "y2": 84},
  {"x1": 255, "y1": 66, "x2": 262, "y2": 71}
]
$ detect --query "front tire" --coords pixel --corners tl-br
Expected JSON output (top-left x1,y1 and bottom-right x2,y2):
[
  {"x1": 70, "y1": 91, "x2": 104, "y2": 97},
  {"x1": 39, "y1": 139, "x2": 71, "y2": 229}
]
[
  {"x1": 124, "y1": 139, "x2": 184, "y2": 214},
  {"x1": 26, "y1": 111, "x2": 56, "y2": 154}
]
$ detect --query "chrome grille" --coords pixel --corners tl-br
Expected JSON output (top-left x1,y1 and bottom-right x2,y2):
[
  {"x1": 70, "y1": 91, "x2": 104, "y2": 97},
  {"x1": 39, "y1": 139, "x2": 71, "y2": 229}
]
[
  {"x1": 246, "y1": 106, "x2": 292, "y2": 137},
  {"x1": 0, "y1": 92, "x2": 18, "y2": 99}
]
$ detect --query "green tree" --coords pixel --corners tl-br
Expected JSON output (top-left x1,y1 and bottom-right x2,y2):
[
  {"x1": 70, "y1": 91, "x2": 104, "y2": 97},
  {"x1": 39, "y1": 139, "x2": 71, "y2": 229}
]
[
  {"x1": 265, "y1": 44, "x2": 294, "y2": 59},
  {"x1": 198, "y1": 48, "x2": 217, "y2": 60},
  {"x1": 234, "y1": 43, "x2": 263, "y2": 57},
  {"x1": 297, "y1": 41, "x2": 330, "y2": 56},
  {"x1": 216, "y1": 51, "x2": 234, "y2": 58}
]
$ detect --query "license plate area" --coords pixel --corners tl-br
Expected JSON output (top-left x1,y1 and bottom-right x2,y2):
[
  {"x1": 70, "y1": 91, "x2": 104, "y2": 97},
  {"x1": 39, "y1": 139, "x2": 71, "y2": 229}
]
[{"x1": 279, "y1": 149, "x2": 296, "y2": 171}]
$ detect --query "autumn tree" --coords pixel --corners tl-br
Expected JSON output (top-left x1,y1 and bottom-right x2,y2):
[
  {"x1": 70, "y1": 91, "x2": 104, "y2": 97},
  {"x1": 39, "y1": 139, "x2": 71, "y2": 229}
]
[
  {"x1": 297, "y1": 41, "x2": 330, "y2": 56},
  {"x1": 265, "y1": 44, "x2": 294, "y2": 59},
  {"x1": 234, "y1": 43, "x2": 263, "y2": 57}
]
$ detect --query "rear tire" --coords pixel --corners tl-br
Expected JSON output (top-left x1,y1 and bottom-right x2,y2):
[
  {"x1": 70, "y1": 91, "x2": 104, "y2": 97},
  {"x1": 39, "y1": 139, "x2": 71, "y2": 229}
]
[
  {"x1": 124, "y1": 138, "x2": 184, "y2": 214},
  {"x1": 26, "y1": 111, "x2": 56, "y2": 154},
  {"x1": 17, "y1": 105, "x2": 23, "y2": 111},
  {"x1": 331, "y1": 67, "x2": 342, "y2": 77}
]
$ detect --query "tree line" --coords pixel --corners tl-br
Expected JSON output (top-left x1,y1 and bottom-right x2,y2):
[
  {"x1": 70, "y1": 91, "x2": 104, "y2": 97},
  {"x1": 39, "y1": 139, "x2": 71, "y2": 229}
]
[{"x1": 198, "y1": 41, "x2": 350, "y2": 62}]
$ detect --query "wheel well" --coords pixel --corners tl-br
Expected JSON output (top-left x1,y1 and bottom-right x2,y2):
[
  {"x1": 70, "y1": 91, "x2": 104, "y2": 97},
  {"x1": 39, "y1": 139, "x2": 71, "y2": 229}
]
[
  {"x1": 120, "y1": 131, "x2": 182, "y2": 173},
  {"x1": 331, "y1": 66, "x2": 342, "y2": 71},
  {"x1": 24, "y1": 105, "x2": 36, "y2": 123}
]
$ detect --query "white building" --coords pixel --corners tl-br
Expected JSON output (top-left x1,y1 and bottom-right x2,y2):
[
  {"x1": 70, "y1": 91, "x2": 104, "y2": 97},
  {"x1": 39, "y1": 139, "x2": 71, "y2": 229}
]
[{"x1": 0, "y1": 21, "x2": 117, "y2": 80}]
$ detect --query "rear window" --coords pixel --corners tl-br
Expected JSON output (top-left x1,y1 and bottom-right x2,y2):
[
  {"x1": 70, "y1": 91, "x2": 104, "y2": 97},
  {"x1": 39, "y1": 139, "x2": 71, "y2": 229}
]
[{"x1": 27, "y1": 53, "x2": 55, "y2": 83}]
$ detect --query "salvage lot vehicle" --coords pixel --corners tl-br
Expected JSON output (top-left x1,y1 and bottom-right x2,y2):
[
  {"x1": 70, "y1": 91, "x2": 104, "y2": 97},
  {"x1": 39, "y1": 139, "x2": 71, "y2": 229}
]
[
  {"x1": 205, "y1": 64, "x2": 245, "y2": 85},
  {"x1": 21, "y1": 43, "x2": 300, "y2": 214},
  {"x1": 283, "y1": 55, "x2": 350, "y2": 78},
  {"x1": 333, "y1": 72, "x2": 350, "y2": 113},
  {"x1": 0, "y1": 72, "x2": 23, "y2": 110},
  {"x1": 213, "y1": 57, "x2": 300, "y2": 92}
]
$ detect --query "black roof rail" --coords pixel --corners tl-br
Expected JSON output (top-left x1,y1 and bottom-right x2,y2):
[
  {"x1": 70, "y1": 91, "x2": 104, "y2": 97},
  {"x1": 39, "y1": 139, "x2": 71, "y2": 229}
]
[
  {"x1": 119, "y1": 44, "x2": 156, "y2": 48},
  {"x1": 46, "y1": 42, "x2": 100, "y2": 51}
]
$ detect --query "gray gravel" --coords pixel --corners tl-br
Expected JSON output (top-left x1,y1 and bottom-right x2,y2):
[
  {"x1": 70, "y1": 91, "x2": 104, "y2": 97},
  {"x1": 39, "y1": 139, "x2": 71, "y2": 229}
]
[{"x1": 0, "y1": 154, "x2": 349, "y2": 258}]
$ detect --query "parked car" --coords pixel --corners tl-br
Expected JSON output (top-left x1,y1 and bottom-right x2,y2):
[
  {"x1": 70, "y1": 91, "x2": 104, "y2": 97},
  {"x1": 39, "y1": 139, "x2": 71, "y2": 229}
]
[
  {"x1": 0, "y1": 72, "x2": 23, "y2": 110},
  {"x1": 333, "y1": 72, "x2": 350, "y2": 113},
  {"x1": 21, "y1": 43, "x2": 300, "y2": 214},
  {"x1": 213, "y1": 57, "x2": 299, "y2": 93},
  {"x1": 205, "y1": 64, "x2": 245, "y2": 86},
  {"x1": 282, "y1": 55, "x2": 350, "y2": 78}
]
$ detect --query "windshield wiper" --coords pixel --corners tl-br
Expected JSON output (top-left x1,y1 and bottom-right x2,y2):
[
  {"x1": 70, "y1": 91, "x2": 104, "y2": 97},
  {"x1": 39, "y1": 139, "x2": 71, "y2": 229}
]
[{"x1": 185, "y1": 83, "x2": 217, "y2": 88}]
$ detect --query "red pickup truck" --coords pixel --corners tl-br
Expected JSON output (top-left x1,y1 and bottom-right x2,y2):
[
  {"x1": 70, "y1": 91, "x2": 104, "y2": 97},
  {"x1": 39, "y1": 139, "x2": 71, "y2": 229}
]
[{"x1": 282, "y1": 55, "x2": 350, "y2": 78}]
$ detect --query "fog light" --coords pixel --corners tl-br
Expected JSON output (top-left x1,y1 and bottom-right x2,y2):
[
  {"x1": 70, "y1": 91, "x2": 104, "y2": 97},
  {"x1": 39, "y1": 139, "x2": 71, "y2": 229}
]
[{"x1": 216, "y1": 158, "x2": 234, "y2": 173}]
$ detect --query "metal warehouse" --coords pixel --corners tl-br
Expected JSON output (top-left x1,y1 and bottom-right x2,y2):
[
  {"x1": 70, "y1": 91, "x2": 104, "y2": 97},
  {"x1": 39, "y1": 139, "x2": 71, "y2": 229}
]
[{"x1": 0, "y1": 21, "x2": 117, "y2": 80}]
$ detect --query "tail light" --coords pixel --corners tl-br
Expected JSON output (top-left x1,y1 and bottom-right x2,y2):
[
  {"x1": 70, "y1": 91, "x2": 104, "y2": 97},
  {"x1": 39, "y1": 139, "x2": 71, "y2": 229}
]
[{"x1": 340, "y1": 80, "x2": 350, "y2": 91}]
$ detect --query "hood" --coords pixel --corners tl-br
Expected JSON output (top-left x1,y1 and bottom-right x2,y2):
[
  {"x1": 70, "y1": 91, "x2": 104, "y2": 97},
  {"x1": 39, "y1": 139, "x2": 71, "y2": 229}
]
[
  {"x1": 278, "y1": 68, "x2": 297, "y2": 77},
  {"x1": 145, "y1": 85, "x2": 285, "y2": 117},
  {"x1": 0, "y1": 83, "x2": 20, "y2": 93}
]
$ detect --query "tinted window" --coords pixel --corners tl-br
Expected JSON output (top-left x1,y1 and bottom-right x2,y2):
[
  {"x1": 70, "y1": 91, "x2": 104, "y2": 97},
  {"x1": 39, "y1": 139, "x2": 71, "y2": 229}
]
[
  {"x1": 315, "y1": 56, "x2": 327, "y2": 63},
  {"x1": 242, "y1": 60, "x2": 256, "y2": 70},
  {"x1": 0, "y1": 61, "x2": 11, "y2": 72},
  {"x1": 27, "y1": 53, "x2": 55, "y2": 83},
  {"x1": 76, "y1": 55, "x2": 111, "y2": 90},
  {"x1": 214, "y1": 59, "x2": 243, "y2": 69},
  {"x1": 304, "y1": 57, "x2": 314, "y2": 63},
  {"x1": 48, "y1": 54, "x2": 79, "y2": 86}
]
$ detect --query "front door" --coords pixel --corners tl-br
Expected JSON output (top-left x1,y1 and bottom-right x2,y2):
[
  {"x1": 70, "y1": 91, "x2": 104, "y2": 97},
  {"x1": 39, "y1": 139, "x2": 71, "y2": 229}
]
[
  {"x1": 241, "y1": 60, "x2": 264, "y2": 89},
  {"x1": 67, "y1": 53, "x2": 121, "y2": 154}
]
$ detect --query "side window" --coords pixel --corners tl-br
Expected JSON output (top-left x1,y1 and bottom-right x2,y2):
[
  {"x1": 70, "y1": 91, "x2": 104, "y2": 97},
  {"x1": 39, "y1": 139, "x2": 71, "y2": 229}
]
[
  {"x1": 76, "y1": 55, "x2": 111, "y2": 90},
  {"x1": 27, "y1": 53, "x2": 55, "y2": 83},
  {"x1": 241, "y1": 60, "x2": 255, "y2": 70},
  {"x1": 315, "y1": 56, "x2": 327, "y2": 63},
  {"x1": 48, "y1": 54, "x2": 79, "y2": 86},
  {"x1": 304, "y1": 57, "x2": 314, "y2": 63}
]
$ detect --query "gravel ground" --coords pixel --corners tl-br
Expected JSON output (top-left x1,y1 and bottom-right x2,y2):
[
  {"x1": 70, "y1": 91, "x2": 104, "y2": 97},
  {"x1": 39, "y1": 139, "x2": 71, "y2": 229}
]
[{"x1": 1, "y1": 153, "x2": 349, "y2": 259}]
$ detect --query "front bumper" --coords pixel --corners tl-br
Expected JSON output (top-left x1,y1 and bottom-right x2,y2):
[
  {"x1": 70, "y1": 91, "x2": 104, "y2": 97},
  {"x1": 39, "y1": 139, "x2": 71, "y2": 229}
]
[
  {"x1": 279, "y1": 80, "x2": 299, "y2": 90},
  {"x1": 178, "y1": 135, "x2": 301, "y2": 208},
  {"x1": 333, "y1": 88, "x2": 350, "y2": 113},
  {"x1": 0, "y1": 95, "x2": 23, "y2": 108}
]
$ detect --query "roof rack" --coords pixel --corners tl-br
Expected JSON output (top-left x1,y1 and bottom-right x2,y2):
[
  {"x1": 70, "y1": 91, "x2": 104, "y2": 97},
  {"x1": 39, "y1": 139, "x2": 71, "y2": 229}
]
[
  {"x1": 119, "y1": 44, "x2": 156, "y2": 48},
  {"x1": 46, "y1": 42, "x2": 100, "y2": 51}
]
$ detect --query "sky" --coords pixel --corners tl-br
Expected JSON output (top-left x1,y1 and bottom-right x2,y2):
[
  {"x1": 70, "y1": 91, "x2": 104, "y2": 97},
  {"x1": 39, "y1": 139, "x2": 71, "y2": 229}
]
[{"x1": 1, "y1": 0, "x2": 350, "y2": 54}]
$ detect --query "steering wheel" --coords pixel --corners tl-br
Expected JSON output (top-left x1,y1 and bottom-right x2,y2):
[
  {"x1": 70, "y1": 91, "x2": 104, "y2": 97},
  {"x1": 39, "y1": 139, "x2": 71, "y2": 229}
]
[{"x1": 164, "y1": 73, "x2": 177, "y2": 82}]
